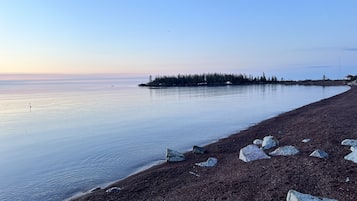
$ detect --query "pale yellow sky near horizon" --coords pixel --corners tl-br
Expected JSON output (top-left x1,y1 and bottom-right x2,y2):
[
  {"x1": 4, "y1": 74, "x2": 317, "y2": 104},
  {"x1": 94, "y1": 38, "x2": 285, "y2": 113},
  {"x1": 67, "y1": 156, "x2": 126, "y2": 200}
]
[{"x1": 1, "y1": 1, "x2": 357, "y2": 80}]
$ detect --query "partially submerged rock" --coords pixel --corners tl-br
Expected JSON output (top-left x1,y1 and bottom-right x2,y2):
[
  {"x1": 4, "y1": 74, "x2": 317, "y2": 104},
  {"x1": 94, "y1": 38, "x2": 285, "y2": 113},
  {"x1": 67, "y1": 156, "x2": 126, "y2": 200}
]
[
  {"x1": 344, "y1": 150, "x2": 357, "y2": 164},
  {"x1": 239, "y1": 144, "x2": 271, "y2": 162},
  {"x1": 309, "y1": 149, "x2": 329, "y2": 159},
  {"x1": 192, "y1": 145, "x2": 206, "y2": 154},
  {"x1": 90, "y1": 187, "x2": 101, "y2": 192},
  {"x1": 106, "y1": 187, "x2": 121, "y2": 193},
  {"x1": 253, "y1": 139, "x2": 263, "y2": 145},
  {"x1": 286, "y1": 189, "x2": 338, "y2": 201},
  {"x1": 269, "y1": 145, "x2": 299, "y2": 156},
  {"x1": 262, "y1": 136, "x2": 279, "y2": 150},
  {"x1": 341, "y1": 139, "x2": 357, "y2": 147},
  {"x1": 166, "y1": 149, "x2": 185, "y2": 162},
  {"x1": 195, "y1": 157, "x2": 218, "y2": 167}
]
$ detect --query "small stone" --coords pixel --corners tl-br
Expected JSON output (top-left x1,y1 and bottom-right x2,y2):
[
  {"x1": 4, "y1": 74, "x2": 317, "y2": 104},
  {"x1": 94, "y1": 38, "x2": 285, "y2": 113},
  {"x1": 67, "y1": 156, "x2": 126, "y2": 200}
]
[
  {"x1": 189, "y1": 171, "x2": 200, "y2": 177},
  {"x1": 286, "y1": 189, "x2": 338, "y2": 201},
  {"x1": 346, "y1": 177, "x2": 350, "y2": 182},
  {"x1": 253, "y1": 139, "x2": 263, "y2": 145},
  {"x1": 195, "y1": 157, "x2": 217, "y2": 167},
  {"x1": 262, "y1": 136, "x2": 279, "y2": 150},
  {"x1": 192, "y1": 146, "x2": 206, "y2": 154},
  {"x1": 106, "y1": 187, "x2": 121, "y2": 193},
  {"x1": 239, "y1": 144, "x2": 271, "y2": 162},
  {"x1": 269, "y1": 145, "x2": 299, "y2": 156},
  {"x1": 166, "y1": 149, "x2": 185, "y2": 162},
  {"x1": 302, "y1": 139, "x2": 311, "y2": 143},
  {"x1": 341, "y1": 139, "x2": 357, "y2": 147},
  {"x1": 309, "y1": 149, "x2": 329, "y2": 159}
]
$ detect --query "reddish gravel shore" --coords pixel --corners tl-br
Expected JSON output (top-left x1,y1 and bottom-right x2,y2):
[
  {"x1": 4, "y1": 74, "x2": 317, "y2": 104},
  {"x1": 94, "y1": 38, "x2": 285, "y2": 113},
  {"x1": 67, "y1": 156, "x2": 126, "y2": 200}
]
[{"x1": 72, "y1": 86, "x2": 357, "y2": 201}]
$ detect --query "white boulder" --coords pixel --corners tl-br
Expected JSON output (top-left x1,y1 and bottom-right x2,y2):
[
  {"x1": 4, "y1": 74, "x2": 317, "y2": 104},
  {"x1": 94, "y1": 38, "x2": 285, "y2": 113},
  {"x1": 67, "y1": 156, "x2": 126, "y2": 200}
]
[
  {"x1": 195, "y1": 157, "x2": 218, "y2": 167},
  {"x1": 262, "y1": 136, "x2": 279, "y2": 150},
  {"x1": 253, "y1": 139, "x2": 263, "y2": 145},
  {"x1": 286, "y1": 189, "x2": 338, "y2": 201},
  {"x1": 269, "y1": 146, "x2": 299, "y2": 156},
  {"x1": 344, "y1": 150, "x2": 357, "y2": 164},
  {"x1": 309, "y1": 149, "x2": 329, "y2": 159},
  {"x1": 239, "y1": 144, "x2": 271, "y2": 162},
  {"x1": 166, "y1": 149, "x2": 185, "y2": 162},
  {"x1": 341, "y1": 139, "x2": 357, "y2": 147}
]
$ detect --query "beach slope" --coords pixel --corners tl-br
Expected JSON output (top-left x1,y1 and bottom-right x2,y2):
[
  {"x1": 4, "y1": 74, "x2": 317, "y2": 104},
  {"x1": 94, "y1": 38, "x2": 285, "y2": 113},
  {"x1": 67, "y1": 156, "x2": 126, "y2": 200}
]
[{"x1": 73, "y1": 86, "x2": 357, "y2": 201}]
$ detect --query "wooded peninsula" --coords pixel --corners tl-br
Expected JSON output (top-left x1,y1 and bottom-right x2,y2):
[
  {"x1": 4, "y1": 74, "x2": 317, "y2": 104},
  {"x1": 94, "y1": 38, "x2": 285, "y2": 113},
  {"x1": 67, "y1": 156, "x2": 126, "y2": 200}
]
[{"x1": 138, "y1": 73, "x2": 347, "y2": 87}]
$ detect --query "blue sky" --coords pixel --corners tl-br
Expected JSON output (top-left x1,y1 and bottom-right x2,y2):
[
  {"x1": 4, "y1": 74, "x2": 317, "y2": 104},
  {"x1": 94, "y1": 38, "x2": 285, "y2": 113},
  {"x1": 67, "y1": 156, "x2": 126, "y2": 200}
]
[{"x1": 0, "y1": 0, "x2": 356, "y2": 79}]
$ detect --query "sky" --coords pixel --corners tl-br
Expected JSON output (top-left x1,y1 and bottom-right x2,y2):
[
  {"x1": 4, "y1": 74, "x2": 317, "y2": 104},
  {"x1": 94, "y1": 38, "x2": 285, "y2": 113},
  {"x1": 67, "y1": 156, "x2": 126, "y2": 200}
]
[{"x1": 1, "y1": 0, "x2": 357, "y2": 80}]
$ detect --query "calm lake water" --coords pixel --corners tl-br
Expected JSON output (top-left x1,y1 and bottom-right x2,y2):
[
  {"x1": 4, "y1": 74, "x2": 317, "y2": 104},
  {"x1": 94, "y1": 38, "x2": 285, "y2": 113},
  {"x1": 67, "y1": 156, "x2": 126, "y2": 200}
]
[{"x1": 0, "y1": 76, "x2": 349, "y2": 201}]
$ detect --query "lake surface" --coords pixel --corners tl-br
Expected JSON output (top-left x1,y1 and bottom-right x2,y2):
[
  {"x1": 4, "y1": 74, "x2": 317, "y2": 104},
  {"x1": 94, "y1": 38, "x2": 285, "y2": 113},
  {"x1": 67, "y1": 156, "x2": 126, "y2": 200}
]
[{"x1": 0, "y1": 76, "x2": 349, "y2": 201}]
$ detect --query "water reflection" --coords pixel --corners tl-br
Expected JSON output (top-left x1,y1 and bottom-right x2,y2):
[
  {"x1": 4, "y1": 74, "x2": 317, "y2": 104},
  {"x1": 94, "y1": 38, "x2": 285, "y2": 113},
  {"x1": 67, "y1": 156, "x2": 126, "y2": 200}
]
[{"x1": 0, "y1": 79, "x2": 349, "y2": 201}]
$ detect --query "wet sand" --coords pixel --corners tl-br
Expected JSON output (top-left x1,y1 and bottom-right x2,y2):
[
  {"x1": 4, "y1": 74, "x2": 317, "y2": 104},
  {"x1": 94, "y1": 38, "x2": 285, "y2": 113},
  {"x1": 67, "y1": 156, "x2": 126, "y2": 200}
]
[{"x1": 72, "y1": 85, "x2": 357, "y2": 201}]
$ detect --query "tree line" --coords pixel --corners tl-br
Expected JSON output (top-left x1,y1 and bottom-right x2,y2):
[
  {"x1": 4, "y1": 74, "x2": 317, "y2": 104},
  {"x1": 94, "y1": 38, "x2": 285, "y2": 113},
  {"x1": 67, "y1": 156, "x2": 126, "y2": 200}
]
[{"x1": 139, "y1": 73, "x2": 279, "y2": 87}]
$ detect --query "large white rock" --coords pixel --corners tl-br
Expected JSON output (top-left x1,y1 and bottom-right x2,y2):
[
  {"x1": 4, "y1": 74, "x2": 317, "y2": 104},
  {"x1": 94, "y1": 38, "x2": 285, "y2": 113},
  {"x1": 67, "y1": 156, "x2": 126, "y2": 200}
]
[
  {"x1": 269, "y1": 145, "x2": 299, "y2": 156},
  {"x1": 286, "y1": 189, "x2": 338, "y2": 201},
  {"x1": 195, "y1": 157, "x2": 218, "y2": 167},
  {"x1": 166, "y1": 149, "x2": 185, "y2": 162},
  {"x1": 341, "y1": 139, "x2": 357, "y2": 147},
  {"x1": 239, "y1": 144, "x2": 271, "y2": 162},
  {"x1": 344, "y1": 150, "x2": 357, "y2": 164},
  {"x1": 262, "y1": 136, "x2": 279, "y2": 150},
  {"x1": 309, "y1": 149, "x2": 329, "y2": 159}
]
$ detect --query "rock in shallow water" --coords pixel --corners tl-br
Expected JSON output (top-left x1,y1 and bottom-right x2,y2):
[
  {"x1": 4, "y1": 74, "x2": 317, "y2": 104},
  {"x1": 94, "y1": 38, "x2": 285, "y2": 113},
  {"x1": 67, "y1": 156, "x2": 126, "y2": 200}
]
[
  {"x1": 239, "y1": 144, "x2": 271, "y2": 162},
  {"x1": 166, "y1": 149, "x2": 185, "y2": 162},
  {"x1": 269, "y1": 145, "x2": 299, "y2": 156},
  {"x1": 262, "y1": 136, "x2": 279, "y2": 150},
  {"x1": 195, "y1": 157, "x2": 218, "y2": 167},
  {"x1": 286, "y1": 189, "x2": 338, "y2": 201}
]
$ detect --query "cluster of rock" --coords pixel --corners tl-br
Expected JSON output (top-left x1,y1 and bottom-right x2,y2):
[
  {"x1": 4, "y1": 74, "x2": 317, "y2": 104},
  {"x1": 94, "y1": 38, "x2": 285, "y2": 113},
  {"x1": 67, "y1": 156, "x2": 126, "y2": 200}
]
[
  {"x1": 239, "y1": 135, "x2": 332, "y2": 162},
  {"x1": 162, "y1": 137, "x2": 357, "y2": 200},
  {"x1": 166, "y1": 146, "x2": 217, "y2": 168},
  {"x1": 238, "y1": 136, "x2": 357, "y2": 200},
  {"x1": 341, "y1": 139, "x2": 357, "y2": 163},
  {"x1": 96, "y1": 137, "x2": 357, "y2": 198}
]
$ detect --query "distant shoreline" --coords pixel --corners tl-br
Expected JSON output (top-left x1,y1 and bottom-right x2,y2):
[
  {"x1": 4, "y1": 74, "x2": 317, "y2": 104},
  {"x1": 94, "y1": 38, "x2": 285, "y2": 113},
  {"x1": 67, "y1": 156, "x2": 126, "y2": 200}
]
[
  {"x1": 138, "y1": 73, "x2": 347, "y2": 87},
  {"x1": 139, "y1": 79, "x2": 346, "y2": 87}
]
